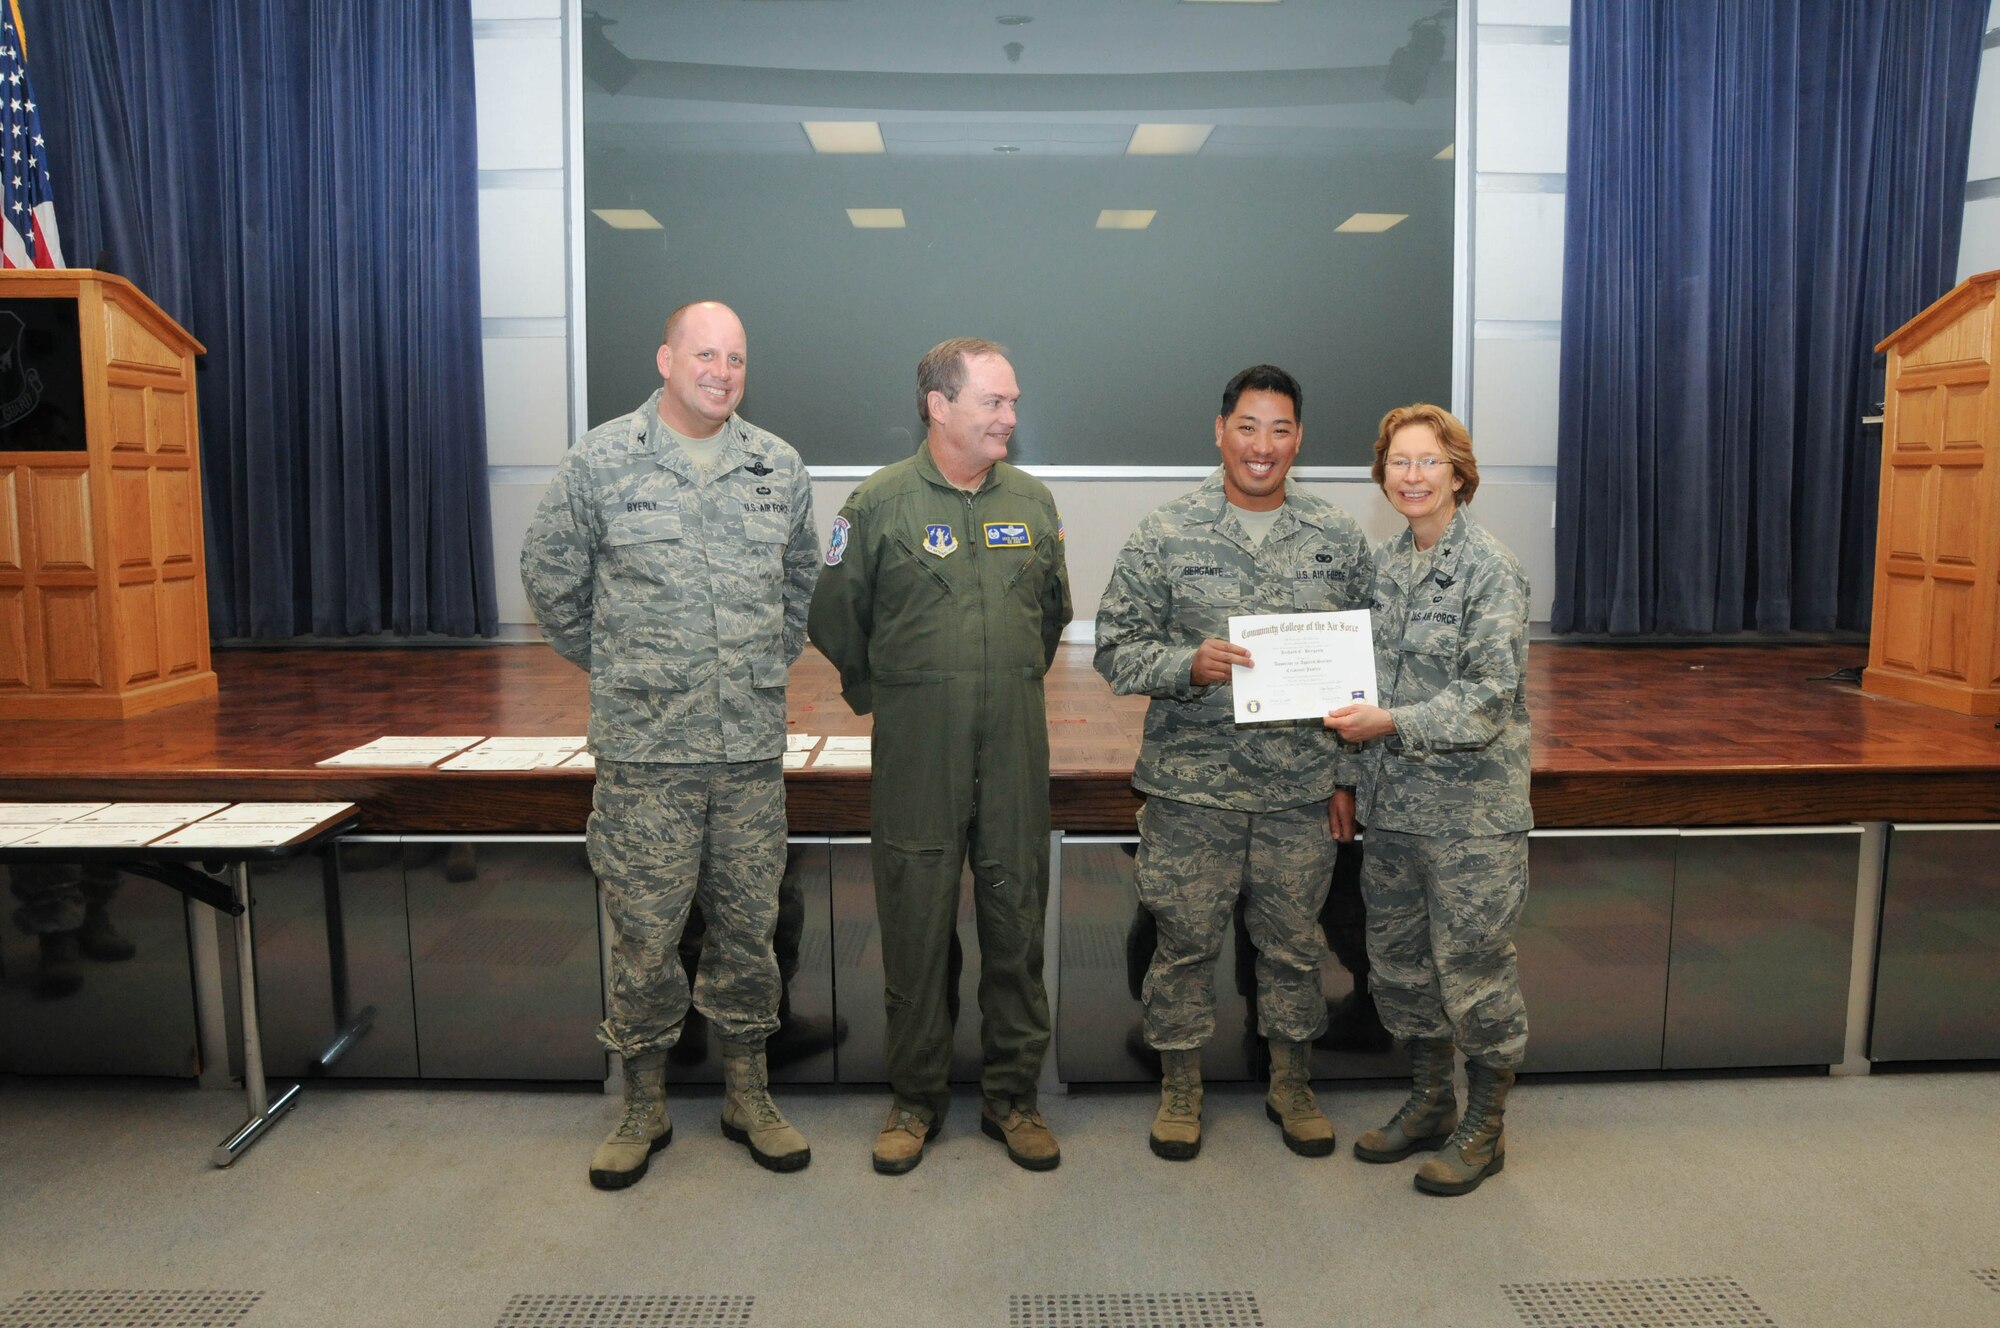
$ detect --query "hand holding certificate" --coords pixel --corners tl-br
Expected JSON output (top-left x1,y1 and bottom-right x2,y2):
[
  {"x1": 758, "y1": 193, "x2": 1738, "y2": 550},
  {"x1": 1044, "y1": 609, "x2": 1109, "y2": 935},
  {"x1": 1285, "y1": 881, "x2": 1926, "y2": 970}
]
[{"x1": 1227, "y1": 610, "x2": 1377, "y2": 724}]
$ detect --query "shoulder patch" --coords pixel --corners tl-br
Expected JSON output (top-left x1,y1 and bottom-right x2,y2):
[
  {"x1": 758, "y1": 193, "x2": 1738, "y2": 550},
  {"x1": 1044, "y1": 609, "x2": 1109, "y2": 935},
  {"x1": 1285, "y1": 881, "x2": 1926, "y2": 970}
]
[{"x1": 824, "y1": 515, "x2": 850, "y2": 566}]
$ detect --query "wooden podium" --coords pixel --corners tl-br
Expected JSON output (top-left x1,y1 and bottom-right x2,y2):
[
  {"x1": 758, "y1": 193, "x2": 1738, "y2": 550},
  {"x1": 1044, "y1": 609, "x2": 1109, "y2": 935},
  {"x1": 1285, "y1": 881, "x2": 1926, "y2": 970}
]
[
  {"x1": 0, "y1": 270, "x2": 216, "y2": 719},
  {"x1": 1865, "y1": 269, "x2": 2000, "y2": 715}
]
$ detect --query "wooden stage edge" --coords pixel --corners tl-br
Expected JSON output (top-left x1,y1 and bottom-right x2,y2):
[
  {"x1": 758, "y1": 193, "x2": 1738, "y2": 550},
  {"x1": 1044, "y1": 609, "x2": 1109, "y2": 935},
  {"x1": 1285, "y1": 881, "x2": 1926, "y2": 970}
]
[{"x1": 0, "y1": 643, "x2": 1995, "y2": 833}]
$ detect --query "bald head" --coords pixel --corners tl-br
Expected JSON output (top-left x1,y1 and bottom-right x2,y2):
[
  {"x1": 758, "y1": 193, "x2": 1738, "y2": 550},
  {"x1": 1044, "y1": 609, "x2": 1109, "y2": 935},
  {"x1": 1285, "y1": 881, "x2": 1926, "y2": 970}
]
[{"x1": 655, "y1": 301, "x2": 747, "y2": 438}]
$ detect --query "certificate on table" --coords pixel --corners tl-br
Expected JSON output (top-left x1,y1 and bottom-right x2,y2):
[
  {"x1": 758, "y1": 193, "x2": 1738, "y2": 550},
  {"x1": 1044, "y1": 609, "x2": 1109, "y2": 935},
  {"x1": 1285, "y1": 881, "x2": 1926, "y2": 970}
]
[{"x1": 1227, "y1": 610, "x2": 1377, "y2": 724}]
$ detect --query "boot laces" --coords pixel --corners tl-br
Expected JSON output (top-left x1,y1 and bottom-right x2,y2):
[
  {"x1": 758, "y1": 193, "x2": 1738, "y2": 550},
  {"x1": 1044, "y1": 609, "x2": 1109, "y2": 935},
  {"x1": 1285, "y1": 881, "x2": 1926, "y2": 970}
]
[
  {"x1": 613, "y1": 1098, "x2": 657, "y2": 1141},
  {"x1": 741, "y1": 1086, "x2": 783, "y2": 1129},
  {"x1": 1162, "y1": 1084, "x2": 1197, "y2": 1120},
  {"x1": 1276, "y1": 1079, "x2": 1319, "y2": 1117}
]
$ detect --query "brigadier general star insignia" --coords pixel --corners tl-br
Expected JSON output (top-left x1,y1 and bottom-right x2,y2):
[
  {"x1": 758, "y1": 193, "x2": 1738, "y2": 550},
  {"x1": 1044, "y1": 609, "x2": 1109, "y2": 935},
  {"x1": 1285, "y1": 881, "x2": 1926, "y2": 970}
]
[{"x1": 923, "y1": 523, "x2": 958, "y2": 557}]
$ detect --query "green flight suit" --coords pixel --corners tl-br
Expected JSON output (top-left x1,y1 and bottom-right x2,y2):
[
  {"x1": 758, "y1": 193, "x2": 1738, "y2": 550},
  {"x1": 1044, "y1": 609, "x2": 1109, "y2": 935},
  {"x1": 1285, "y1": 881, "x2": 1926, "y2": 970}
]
[{"x1": 808, "y1": 442, "x2": 1072, "y2": 1126}]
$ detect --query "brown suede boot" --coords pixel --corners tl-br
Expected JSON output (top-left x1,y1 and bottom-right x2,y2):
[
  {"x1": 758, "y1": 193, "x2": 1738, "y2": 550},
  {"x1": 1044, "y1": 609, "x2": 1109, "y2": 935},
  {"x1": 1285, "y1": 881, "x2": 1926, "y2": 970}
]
[
  {"x1": 718, "y1": 1038, "x2": 810, "y2": 1173},
  {"x1": 1354, "y1": 1037, "x2": 1459, "y2": 1163},
  {"x1": 1264, "y1": 1039, "x2": 1335, "y2": 1157},
  {"x1": 1415, "y1": 1062, "x2": 1513, "y2": 1196},
  {"x1": 872, "y1": 1106, "x2": 937, "y2": 1176},
  {"x1": 1149, "y1": 1048, "x2": 1203, "y2": 1161},
  {"x1": 588, "y1": 1051, "x2": 670, "y2": 1190},
  {"x1": 981, "y1": 1101, "x2": 1061, "y2": 1171}
]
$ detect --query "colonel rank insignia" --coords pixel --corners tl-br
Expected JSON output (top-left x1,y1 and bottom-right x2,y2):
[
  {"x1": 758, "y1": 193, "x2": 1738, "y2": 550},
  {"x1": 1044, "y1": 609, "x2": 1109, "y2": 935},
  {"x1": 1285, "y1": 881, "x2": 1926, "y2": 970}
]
[
  {"x1": 984, "y1": 522, "x2": 1031, "y2": 547},
  {"x1": 923, "y1": 523, "x2": 958, "y2": 557}
]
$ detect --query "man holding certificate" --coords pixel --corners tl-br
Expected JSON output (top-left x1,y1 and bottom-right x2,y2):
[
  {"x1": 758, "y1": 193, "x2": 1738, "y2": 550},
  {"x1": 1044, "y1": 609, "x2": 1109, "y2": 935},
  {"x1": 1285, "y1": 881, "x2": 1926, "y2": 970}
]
[{"x1": 1094, "y1": 365, "x2": 1373, "y2": 1161}]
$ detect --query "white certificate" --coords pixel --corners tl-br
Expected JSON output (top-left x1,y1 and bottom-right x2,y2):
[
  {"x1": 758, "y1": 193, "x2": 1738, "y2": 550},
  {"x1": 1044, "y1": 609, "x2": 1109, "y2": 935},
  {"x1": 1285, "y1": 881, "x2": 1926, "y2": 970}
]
[{"x1": 1227, "y1": 610, "x2": 1377, "y2": 724}]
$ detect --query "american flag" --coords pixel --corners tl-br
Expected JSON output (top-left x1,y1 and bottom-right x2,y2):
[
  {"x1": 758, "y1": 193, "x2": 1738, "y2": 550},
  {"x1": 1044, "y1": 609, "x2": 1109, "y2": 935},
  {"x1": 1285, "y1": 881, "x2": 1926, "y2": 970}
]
[{"x1": 0, "y1": 4, "x2": 63, "y2": 269}]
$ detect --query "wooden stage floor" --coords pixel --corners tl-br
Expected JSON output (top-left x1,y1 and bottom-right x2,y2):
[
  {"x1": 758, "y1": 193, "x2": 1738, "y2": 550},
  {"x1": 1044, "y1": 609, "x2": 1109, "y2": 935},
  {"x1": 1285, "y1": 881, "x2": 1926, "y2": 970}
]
[{"x1": 1, "y1": 642, "x2": 1995, "y2": 831}]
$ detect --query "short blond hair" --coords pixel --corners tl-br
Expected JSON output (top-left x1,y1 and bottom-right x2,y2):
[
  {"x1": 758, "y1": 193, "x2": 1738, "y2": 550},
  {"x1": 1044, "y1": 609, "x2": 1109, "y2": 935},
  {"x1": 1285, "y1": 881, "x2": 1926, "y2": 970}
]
[{"x1": 1371, "y1": 402, "x2": 1479, "y2": 505}]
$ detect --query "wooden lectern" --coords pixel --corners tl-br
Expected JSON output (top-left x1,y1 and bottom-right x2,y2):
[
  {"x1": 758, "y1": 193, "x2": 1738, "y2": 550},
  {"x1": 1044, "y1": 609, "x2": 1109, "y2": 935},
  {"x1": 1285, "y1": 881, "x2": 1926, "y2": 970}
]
[
  {"x1": 0, "y1": 270, "x2": 216, "y2": 719},
  {"x1": 1866, "y1": 269, "x2": 2000, "y2": 715}
]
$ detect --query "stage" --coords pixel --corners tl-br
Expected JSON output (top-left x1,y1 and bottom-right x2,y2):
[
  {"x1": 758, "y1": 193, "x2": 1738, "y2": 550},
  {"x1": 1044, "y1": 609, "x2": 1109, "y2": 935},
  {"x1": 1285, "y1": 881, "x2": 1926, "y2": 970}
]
[{"x1": 0, "y1": 641, "x2": 1994, "y2": 831}]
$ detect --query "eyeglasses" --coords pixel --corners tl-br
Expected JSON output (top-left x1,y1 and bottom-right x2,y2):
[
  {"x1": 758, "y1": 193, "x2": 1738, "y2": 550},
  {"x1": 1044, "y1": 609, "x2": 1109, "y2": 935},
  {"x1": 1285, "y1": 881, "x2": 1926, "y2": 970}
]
[{"x1": 1385, "y1": 456, "x2": 1448, "y2": 474}]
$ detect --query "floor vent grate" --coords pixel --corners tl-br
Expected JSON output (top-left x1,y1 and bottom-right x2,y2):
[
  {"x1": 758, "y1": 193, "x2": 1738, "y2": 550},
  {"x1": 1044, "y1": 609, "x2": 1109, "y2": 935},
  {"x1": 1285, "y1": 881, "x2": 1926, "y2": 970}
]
[
  {"x1": 1503, "y1": 1277, "x2": 1775, "y2": 1326},
  {"x1": 0, "y1": 1290, "x2": 264, "y2": 1327},
  {"x1": 495, "y1": 1294, "x2": 753, "y2": 1327},
  {"x1": 1975, "y1": 1269, "x2": 2000, "y2": 1294},
  {"x1": 1008, "y1": 1292, "x2": 1263, "y2": 1327}
]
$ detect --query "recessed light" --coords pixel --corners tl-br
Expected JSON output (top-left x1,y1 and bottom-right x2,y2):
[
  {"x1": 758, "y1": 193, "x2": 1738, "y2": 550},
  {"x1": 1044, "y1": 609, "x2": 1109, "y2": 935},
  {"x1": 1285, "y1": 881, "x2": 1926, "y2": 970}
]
[
  {"x1": 1096, "y1": 209, "x2": 1157, "y2": 230},
  {"x1": 997, "y1": 14, "x2": 1033, "y2": 25},
  {"x1": 804, "y1": 121, "x2": 886, "y2": 154},
  {"x1": 591, "y1": 209, "x2": 663, "y2": 230},
  {"x1": 994, "y1": 144, "x2": 1022, "y2": 153},
  {"x1": 847, "y1": 208, "x2": 907, "y2": 229},
  {"x1": 1126, "y1": 124, "x2": 1214, "y2": 156},
  {"x1": 1434, "y1": 143, "x2": 1454, "y2": 160},
  {"x1": 1335, "y1": 212, "x2": 1408, "y2": 233}
]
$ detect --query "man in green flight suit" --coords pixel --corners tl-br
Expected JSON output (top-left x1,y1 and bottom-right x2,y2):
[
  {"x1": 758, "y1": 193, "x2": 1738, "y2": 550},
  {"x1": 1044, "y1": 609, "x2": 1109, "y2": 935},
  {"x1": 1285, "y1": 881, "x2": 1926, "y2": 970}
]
[{"x1": 808, "y1": 338, "x2": 1073, "y2": 1175}]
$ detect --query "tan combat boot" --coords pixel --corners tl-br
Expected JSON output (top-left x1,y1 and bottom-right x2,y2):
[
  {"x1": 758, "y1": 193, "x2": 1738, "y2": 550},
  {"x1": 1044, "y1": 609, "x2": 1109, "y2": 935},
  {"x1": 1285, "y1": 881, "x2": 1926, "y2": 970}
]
[
  {"x1": 588, "y1": 1050, "x2": 671, "y2": 1190},
  {"x1": 1264, "y1": 1038, "x2": 1335, "y2": 1157},
  {"x1": 1415, "y1": 1062, "x2": 1513, "y2": 1196},
  {"x1": 873, "y1": 1106, "x2": 937, "y2": 1175},
  {"x1": 718, "y1": 1038, "x2": 811, "y2": 1173},
  {"x1": 980, "y1": 1101, "x2": 1061, "y2": 1171},
  {"x1": 1150, "y1": 1048, "x2": 1203, "y2": 1161},
  {"x1": 1353, "y1": 1037, "x2": 1459, "y2": 1163}
]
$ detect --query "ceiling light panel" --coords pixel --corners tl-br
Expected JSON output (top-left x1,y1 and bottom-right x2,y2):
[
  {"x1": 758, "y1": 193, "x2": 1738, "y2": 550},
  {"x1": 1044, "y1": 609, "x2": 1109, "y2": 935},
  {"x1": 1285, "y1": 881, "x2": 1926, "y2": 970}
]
[
  {"x1": 1096, "y1": 210, "x2": 1158, "y2": 230},
  {"x1": 1126, "y1": 124, "x2": 1215, "y2": 156},
  {"x1": 804, "y1": 121, "x2": 886, "y2": 154},
  {"x1": 591, "y1": 209, "x2": 664, "y2": 230},
  {"x1": 846, "y1": 208, "x2": 907, "y2": 228},
  {"x1": 1335, "y1": 212, "x2": 1408, "y2": 233},
  {"x1": 1435, "y1": 143, "x2": 1454, "y2": 160}
]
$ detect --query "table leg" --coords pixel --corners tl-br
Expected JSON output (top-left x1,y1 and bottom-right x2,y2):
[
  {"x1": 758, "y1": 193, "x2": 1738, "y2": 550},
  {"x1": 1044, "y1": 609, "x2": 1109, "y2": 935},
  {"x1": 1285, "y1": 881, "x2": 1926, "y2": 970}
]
[{"x1": 213, "y1": 861, "x2": 301, "y2": 1166}]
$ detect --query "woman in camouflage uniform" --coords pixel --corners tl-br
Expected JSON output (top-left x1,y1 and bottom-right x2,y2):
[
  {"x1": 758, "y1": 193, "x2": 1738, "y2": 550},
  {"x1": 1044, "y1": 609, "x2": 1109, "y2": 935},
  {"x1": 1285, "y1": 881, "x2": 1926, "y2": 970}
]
[{"x1": 1325, "y1": 403, "x2": 1531, "y2": 1196}]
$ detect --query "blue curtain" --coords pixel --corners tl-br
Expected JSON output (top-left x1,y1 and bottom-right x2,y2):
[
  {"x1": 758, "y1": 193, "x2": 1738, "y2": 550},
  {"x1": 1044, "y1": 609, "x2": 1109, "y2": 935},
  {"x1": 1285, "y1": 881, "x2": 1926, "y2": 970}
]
[
  {"x1": 23, "y1": 0, "x2": 497, "y2": 638},
  {"x1": 1552, "y1": 1, "x2": 1984, "y2": 635}
]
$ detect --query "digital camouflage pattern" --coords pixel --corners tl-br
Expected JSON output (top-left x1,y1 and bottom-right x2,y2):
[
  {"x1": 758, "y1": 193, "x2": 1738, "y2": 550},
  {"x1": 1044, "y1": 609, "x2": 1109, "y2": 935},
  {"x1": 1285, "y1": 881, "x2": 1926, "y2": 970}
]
[
  {"x1": 1093, "y1": 472, "x2": 1374, "y2": 811},
  {"x1": 807, "y1": 442, "x2": 1072, "y2": 1124},
  {"x1": 1362, "y1": 826, "x2": 1529, "y2": 1069},
  {"x1": 1352, "y1": 506, "x2": 1532, "y2": 836},
  {"x1": 1133, "y1": 796, "x2": 1338, "y2": 1051},
  {"x1": 589, "y1": 757, "x2": 787, "y2": 1055},
  {"x1": 520, "y1": 389, "x2": 818, "y2": 764}
]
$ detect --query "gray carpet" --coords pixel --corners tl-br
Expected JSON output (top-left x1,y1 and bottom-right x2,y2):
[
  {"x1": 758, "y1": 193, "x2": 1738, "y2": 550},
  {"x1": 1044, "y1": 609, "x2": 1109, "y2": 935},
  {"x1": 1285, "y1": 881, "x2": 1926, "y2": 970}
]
[{"x1": 1, "y1": 1072, "x2": 1996, "y2": 1327}]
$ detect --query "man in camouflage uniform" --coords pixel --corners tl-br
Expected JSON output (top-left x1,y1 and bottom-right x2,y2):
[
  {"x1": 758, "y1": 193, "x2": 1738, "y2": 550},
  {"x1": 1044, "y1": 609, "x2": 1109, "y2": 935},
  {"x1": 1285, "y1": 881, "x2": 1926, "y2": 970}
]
[
  {"x1": 521, "y1": 300, "x2": 819, "y2": 1188},
  {"x1": 1094, "y1": 365, "x2": 1373, "y2": 1161},
  {"x1": 808, "y1": 338, "x2": 1072, "y2": 1175},
  {"x1": 1327, "y1": 401, "x2": 1532, "y2": 1197}
]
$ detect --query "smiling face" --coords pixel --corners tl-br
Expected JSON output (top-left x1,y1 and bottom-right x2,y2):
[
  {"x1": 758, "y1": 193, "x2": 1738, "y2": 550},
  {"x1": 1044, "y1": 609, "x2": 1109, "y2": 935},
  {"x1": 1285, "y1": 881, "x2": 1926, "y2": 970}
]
[
  {"x1": 1214, "y1": 388, "x2": 1301, "y2": 511},
  {"x1": 1381, "y1": 419, "x2": 1463, "y2": 538},
  {"x1": 926, "y1": 352, "x2": 1020, "y2": 482},
  {"x1": 654, "y1": 302, "x2": 746, "y2": 438}
]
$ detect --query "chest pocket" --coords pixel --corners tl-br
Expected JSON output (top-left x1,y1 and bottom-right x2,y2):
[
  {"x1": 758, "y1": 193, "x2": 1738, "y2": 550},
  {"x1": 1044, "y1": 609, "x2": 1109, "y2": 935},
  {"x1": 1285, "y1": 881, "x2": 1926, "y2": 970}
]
[
  {"x1": 740, "y1": 505, "x2": 791, "y2": 547},
  {"x1": 1399, "y1": 611, "x2": 1461, "y2": 660},
  {"x1": 605, "y1": 509, "x2": 684, "y2": 585}
]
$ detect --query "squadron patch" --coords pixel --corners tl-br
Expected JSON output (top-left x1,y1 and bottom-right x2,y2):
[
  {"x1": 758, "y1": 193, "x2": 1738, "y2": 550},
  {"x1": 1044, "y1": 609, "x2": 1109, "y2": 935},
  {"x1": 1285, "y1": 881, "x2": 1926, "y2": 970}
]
[
  {"x1": 984, "y1": 521, "x2": 1031, "y2": 547},
  {"x1": 824, "y1": 515, "x2": 850, "y2": 566},
  {"x1": 923, "y1": 523, "x2": 959, "y2": 558}
]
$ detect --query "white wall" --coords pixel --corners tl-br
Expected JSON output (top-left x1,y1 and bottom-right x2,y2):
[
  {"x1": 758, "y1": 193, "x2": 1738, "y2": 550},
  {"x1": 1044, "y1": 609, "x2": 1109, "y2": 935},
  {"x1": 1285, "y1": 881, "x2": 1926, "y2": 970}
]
[
  {"x1": 1956, "y1": 3, "x2": 2000, "y2": 280},
  {"x1": 470, "y1": 1, "x2": 1572, "y2": 632}
]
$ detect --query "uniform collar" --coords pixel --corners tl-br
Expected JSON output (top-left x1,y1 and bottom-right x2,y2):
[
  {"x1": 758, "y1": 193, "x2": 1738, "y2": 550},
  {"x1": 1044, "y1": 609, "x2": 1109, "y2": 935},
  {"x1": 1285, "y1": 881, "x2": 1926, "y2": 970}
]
[
  {"x1": 1190, "y1": 468, "x2": 1307, "y2": 553},
  {"x1": 916, "y1": 440, "x2": 999, "y2": 496},
  {"x1": 635, "y1": 389, "x2": 760, "y2": 483},
  {"x1": 1390, "y1": 506, "x2": 1472, "y2": 589}
]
